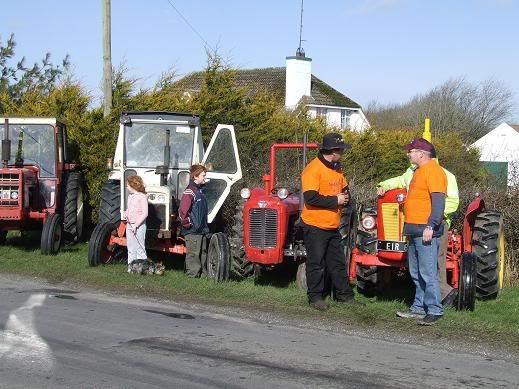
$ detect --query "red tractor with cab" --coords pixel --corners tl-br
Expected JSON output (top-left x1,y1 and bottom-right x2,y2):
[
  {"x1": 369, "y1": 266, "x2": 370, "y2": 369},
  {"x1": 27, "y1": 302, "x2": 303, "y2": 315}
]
[{"x1": 0, "y1": 117, "x2": 84, "y2": 254}]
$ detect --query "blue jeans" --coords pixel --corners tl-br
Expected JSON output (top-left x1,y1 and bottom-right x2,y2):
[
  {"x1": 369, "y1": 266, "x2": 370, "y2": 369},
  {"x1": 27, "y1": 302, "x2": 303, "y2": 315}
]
[{"x1": 408, "y1": 236, "x2": 444, "y2": 316}]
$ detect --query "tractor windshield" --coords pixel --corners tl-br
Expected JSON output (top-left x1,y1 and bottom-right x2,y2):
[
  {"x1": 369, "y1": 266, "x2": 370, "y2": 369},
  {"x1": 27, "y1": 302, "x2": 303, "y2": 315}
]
[
  {"x1": 125, "y1": 122, "x2": 194, "y2": 169},
  {"x1": 0, "y1": 124, "x2": 56, "y2": 177}
]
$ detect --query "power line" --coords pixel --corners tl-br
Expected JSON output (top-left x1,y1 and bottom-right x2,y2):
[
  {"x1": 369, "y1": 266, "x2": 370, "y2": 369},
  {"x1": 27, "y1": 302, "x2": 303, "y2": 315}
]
[{"x1": 165, "y1": 0, "x2": 212, "y2": 51}]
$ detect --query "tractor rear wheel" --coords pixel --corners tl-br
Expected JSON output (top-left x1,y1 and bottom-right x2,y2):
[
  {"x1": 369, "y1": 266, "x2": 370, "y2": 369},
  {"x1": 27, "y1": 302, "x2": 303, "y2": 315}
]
[
  {"x1": 471, "y1": 210, "x2": 505, "y2": 300},
  {"x1": 229, "y1": 201, "x2": 253, "y2": 278},
  {"x1": 356, "y1": 265, "x2": 378, "y2": 297},
  {"x1": 207, "y1": 232, "x2": 230, "y2": 282},
  {"x1": 99, "y1": 180, "x2": 121, "y2": 225},
  {"x1": 457, "y1": 252, "x2": 477, "y2": 311},
  {"x1": 88, "y1": 222, "x2": 126, "y2": 266},
  {"x1": 41, "y1": 213, "x2": 63, "y2": 255},
  {"x1": 63, "y1": 171, "x2": 85, "y2": 242}
]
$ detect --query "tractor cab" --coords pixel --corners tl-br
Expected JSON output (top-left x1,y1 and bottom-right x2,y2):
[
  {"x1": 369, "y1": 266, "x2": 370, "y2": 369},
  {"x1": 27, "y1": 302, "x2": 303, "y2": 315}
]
[
  {"x1": 0, "y1": 117, "x2": 83, "y2": 253},
  {"x1": 89, "y1": 111, "x2": 242, "y2": 280}
]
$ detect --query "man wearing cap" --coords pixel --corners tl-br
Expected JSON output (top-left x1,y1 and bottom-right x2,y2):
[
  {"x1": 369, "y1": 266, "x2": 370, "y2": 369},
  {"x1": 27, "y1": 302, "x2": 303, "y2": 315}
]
[
  {"x1": 376, "y1": 147, "x2": 459, "y2": 307},
  {"x1": 397, "y1": 138, "x2": 447, "y2": 325},
  {"x1": 301, "y1": 132, "x2": 361, "y2": 311}
]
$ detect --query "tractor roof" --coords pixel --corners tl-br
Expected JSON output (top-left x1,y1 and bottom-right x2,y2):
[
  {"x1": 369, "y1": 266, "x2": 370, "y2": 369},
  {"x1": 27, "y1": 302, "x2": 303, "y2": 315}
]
[
  {"x1": 0, "y1": 117, "x2": 64, "y2": 126},
  {"x1": 122, "y1": 111, "x2": 200, "y2": 126}
]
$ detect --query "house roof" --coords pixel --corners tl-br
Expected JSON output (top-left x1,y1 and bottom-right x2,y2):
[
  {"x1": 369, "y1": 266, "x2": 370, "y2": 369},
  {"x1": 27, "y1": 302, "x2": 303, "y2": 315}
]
[
  {"x1": 173, "y1": 67, "x2": 361, "y2": 109},
  {"x1": 510, "y1": 124, "x2": 519, "y2": 132}
]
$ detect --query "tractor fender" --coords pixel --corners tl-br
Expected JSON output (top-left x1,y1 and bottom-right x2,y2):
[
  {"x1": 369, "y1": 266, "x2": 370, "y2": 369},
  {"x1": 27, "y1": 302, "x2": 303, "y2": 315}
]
[{"x1": 462, "y1": 196, "x2": 485, "y2": 253}]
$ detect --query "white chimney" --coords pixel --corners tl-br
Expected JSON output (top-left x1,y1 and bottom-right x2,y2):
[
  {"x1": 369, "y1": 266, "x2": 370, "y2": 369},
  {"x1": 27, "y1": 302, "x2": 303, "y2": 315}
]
[{"x1": 285, "y1": 54, "x2": 312, "y2": 110}]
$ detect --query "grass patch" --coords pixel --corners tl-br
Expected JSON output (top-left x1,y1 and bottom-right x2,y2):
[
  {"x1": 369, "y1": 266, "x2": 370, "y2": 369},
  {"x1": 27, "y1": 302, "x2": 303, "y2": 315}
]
[{"x1": 1, "y1": 233, "x2": 518, "y2": 353}]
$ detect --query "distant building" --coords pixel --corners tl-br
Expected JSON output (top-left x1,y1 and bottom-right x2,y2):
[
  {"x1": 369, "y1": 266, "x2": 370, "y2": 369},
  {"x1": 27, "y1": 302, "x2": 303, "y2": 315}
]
[
  {"x1": 471, "y1": 122, "x2": 519, "y2": 187},
  {"x1": 174, "y1": 52, "x2": 369, "y2": 132}
]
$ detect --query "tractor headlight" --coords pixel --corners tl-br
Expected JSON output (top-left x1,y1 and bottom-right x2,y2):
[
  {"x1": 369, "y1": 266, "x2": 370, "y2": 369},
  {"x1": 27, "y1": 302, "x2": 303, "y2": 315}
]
[
  {"x1": 148, "y1": 194, "x2": 156, "y2": 201},
  {"x1": 157, "y1": 194, "x2": 166, "y2": 203},
  {"x1": 240, "y1": 188, "x2": 251, "y2": 199},
  {"x1": 361, "y1": 215, "x2": 376, "y2": 230},
  {"x1": 396, "y1": 193, "x2": 405, "y2": 203},
  {"x1": 277, "y1": 188, "x2": 289, "y2": 199},
  {"x1": 10, "y1": 191, "x2": 18, "y2": 200}
]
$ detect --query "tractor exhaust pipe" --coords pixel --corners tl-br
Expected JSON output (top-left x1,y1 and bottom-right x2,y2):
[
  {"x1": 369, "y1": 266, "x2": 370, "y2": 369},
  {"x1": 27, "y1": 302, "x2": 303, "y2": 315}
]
[
  {"x1": 2, "y1": 118, "x2": 11, "y2": 168},
  {"x1": 299, "y1": 131, "x2": 308, "y2": 212}
]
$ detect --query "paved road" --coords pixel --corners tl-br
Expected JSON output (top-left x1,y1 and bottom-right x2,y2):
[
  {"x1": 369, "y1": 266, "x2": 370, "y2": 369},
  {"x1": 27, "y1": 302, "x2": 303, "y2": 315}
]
[{"x1": 0, "y1": 275, "x2": 518, "y2": 389}]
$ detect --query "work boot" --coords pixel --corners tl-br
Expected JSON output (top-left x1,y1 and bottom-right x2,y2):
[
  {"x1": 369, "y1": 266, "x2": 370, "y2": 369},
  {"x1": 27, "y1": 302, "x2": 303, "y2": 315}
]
[
  {"x1": 417, "y1": 314, "x2": 443, "y2": 326},
  {"x1": 309, "y1": 299, "x2": 329, "y2": 311},
  {"x1": 396, "y1": 310, "x2": 426, "y2": 319}
]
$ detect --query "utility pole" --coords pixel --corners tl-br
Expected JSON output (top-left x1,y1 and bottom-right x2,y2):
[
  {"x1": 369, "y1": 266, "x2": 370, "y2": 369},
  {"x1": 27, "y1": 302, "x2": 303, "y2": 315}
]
[{"x1": 102, "y1": 0, "x2": 112, "y2": 118}]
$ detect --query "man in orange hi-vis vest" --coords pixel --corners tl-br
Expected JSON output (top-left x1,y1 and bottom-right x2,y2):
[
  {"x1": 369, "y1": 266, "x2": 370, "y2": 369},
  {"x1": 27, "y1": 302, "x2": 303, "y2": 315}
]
[{"x1": 301, "y1": 133, "x2": 363, "y2": 311}]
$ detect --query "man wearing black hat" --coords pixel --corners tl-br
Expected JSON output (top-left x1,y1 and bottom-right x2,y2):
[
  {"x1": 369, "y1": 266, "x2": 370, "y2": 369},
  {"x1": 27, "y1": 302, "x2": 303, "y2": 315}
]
[{"x1": 300, "y1": 132, "x2": 361, "y2": 311}]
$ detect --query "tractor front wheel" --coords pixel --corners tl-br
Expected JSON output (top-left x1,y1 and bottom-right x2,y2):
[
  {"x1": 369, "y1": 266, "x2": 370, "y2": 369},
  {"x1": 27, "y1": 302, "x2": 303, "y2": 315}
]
[
  {"x1": 356, "y1": 265, "x2": 378, "y2": 297},
  {"x1": 471, "y1": 210, "x2": 505, "y2": 299},
  {"x1": 296, "y1": 261, "x2": 307, "y2": 290},
  {"x1": 41, "y1": 213, "x2": 63, "y2": 255},
  {"x1": 457, "y1": 253, "x2": 477, "y2": 311},
  {"x1": 88, "y1": 222, "x2": 125, "y2": 266},
  {"x1": 206, "y1": 232, "x2": 230, "y2": 282}
]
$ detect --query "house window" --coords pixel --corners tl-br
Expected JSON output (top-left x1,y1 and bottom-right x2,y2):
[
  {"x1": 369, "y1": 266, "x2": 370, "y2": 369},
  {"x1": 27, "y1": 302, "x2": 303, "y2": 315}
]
[
  {"x1": 341, "y1": 109, "x2": 354, "y2": 129},
  {"x1": 316, "y1": 107, "x2": 327, "y2": 118}
]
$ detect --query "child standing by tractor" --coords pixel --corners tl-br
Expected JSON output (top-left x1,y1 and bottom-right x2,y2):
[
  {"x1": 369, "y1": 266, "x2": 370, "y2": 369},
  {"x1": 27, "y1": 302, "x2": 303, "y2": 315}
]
[
  {"x1": 124, "y1": 175, "x2": 148, "y2": 271},
  {"x1": 179, "y1": 164, "x2": 210, "y2": 278}
]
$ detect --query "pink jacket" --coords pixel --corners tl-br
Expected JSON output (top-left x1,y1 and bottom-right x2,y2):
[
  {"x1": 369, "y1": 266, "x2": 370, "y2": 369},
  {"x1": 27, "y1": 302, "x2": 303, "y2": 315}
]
[{"x1": 126, "y1": 192, "x2": 148, "y2": 228}]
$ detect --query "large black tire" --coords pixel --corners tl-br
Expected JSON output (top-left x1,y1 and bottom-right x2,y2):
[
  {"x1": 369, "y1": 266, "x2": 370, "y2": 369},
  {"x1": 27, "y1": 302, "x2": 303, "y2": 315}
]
[
  {"x1": 62, "y1": 171, "x2": 85, "y2": 242},
  {"x1": 356, "y1": 265, "x2": 378, "y2": 297},
  {"x1": 206, "y1": 232, "x2": 230, "y2": 282},
  {"x1": 457, "y1": 252, "x2": 477, "y2": 311},
  {"x1": 229, "y1": 201, "x2": 254, "y2": 278},
  {"x1": 88, "y1": 222, "x2": 126, "y2": 266},
  {"x1": 41, "y1": 213, "x2": 63, "y2": 255},
  {"x1": 471, "y1": 210, "x2": 505, "y2": 300},
  {"x1": 99, "y1": 180, "x2": 121, "y2": 225}
]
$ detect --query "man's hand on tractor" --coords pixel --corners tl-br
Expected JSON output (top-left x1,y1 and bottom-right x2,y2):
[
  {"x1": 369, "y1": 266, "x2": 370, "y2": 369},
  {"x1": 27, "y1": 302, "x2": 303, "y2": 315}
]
[{"x1": 377, "y1": 186, "x2": 385, "y2": 196}]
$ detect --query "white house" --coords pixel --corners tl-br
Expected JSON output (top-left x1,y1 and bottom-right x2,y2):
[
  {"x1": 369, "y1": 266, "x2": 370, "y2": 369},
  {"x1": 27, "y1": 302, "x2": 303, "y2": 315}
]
[
  {"x1": 174, "y1": 51, "x2": 370, "y2": 132},
  {"x1": 471, "y1": 122, "x2": 519, "y2": 187}
]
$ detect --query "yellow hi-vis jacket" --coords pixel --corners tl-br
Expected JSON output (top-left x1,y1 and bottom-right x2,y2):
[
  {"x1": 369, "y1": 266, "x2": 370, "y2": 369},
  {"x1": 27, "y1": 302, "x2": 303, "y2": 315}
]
[{"x1": 377, "y1": 164, "x2": 460, "y2": 227}]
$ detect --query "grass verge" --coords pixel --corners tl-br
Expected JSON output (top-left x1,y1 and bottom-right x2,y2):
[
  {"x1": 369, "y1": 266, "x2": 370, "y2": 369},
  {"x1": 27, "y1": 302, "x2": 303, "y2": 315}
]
[{"x1": 1, "y1": 235, "x2": 518, "y2": 354}]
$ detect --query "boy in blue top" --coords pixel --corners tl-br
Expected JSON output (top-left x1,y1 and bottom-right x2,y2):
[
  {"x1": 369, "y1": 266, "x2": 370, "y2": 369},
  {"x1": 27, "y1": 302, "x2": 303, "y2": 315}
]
[{"x1": 179, "y1": 164, "x2": 210, "y2": 278}]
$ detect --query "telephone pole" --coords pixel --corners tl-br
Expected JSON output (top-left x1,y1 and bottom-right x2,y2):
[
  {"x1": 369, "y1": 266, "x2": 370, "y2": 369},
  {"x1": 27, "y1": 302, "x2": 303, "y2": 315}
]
[{"x1": 102, "y1": 0, "x2": 112, "y2": 118}]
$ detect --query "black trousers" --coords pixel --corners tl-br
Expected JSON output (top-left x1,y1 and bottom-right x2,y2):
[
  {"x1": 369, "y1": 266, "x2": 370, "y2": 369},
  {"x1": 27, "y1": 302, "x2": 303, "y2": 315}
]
[{"x1": 303, "y1": 223, "x2": 354, "y2": 303}]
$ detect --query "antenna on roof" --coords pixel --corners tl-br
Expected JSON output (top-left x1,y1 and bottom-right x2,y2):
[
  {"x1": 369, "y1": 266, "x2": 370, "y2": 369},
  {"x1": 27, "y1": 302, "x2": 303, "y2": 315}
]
[{"x1": 296, "y1": 0, "x2": 305, "y2": 57}]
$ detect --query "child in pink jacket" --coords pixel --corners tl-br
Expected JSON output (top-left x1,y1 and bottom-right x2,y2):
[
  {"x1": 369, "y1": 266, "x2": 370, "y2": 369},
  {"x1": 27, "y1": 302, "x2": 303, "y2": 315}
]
[{"x1": 125, "y1": 175, "x2": 148, "y2": 270}]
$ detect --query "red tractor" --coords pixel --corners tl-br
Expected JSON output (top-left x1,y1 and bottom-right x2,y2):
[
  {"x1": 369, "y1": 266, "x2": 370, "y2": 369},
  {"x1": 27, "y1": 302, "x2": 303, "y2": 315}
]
[
  {"x1": 0, "y1": 117, "x2": 84, "y2": 254},
  {"x1": 230, "y1": 140, "x2": 357, "y2": 287},
  {"x1": 351, "y1": 189, "x2": 506, "y2": 310}
]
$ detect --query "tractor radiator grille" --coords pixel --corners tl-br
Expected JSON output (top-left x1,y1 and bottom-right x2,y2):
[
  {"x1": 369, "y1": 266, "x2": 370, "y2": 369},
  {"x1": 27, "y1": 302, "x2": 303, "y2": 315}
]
[
  {"x1": 147, "y1": 203, "x2": 166, "y2": 230},
  {"x1": 381, "y1": 203, "x2": 403, "y2": 241},
  {"x1": 0, "y1": 173, "x2": 20, "y2": 206},
  {"x1": 248, "y1": 208, "x2": 278, "y2": 249}
]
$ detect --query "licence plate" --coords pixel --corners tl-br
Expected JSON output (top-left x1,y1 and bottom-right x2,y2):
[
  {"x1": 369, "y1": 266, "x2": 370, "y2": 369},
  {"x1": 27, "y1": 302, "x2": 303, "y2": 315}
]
[{"x1": 377, "y1": 240, "x2": 408, "y2": 252}]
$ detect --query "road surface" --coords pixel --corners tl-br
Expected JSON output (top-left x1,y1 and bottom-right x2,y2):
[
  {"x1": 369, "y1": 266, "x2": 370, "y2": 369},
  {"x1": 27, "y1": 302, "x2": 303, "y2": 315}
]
[{"x1": 0, "y1": 275, "x2": 517, "y2": 388}]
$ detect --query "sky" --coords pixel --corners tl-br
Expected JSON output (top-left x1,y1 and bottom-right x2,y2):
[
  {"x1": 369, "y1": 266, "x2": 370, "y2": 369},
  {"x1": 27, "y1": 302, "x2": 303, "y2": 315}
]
[{"x1": 2, "y1": 0, "x2": 519, "y2": 121}]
